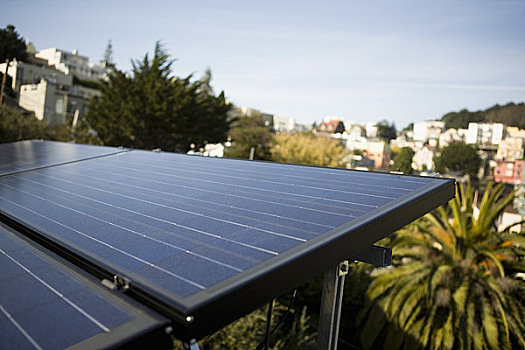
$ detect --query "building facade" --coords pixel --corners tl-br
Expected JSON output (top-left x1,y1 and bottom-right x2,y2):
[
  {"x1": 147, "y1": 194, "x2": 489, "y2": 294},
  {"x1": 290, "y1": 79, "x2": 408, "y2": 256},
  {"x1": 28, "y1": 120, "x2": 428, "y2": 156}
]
[
  {"x1": 19, "y1": 79, "x2": 90, "y2": 125},
  {"x1": 36, "y1": 48, "x2": 110, "y2": 81},
  {"x1": 493, "y1": 160, "x2": 524, "y2": 185},
  {"x1": 466, "y1": 122, "x2": 504, "y2": 146},
  {"x1": 413, "y1": 121, "x2": 445, "y2": 145}
]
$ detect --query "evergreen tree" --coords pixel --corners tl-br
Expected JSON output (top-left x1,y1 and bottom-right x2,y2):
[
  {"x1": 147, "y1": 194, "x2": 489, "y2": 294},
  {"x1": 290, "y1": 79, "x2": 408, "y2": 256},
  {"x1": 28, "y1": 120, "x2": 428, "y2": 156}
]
[
  {"x1": 86, "y1": 42, "x2": 231, "y2": 152},
  {"x1": 391, "y1": 147, "x2": 415, "y2": 174},
  {"x1": 376, "y1": 120, "x2": 396, "y2": 141},
  {"x1": 102, "y1": 39, "x2": 113, "y2": 65},
  {"x1": 0, "y1": 25, "x2": 27, "y2": 104}
]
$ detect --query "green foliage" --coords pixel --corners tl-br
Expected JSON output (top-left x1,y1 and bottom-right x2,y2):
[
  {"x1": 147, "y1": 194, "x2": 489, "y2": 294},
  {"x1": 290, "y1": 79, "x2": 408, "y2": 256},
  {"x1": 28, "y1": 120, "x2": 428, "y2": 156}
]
[
  {"x1": 196, "y1": 302, "x2": 316, "y2": 350},
  {"x1": 0, "y1": 25, "x2": 27, "y2": 62},
  {"x1": 224, "y1": 112, "x2": 273, "y2": 160},
  {"x1": 359, "y1": 182, "x2": 525, "y2": 349},
  {"x1": 103, "y1": 39, "x2": 113, "y2": 65},
  {"x1": 391, "y1": 146, "x2": 415, "y2": 174},
  {"x1": 271, "y1": 133, "x2": 350, "y2": 167},
  {"x1": 0, "y1": 105, "x2": 101, "y2": 144},
  {"x1": 72, "y1": 75, "x2": 101, "y2": 90},
  {"x1": 485, "y1": 102, "x2": 525, "y2": 129},
  {"x1": 86, "y1": 42, "x2": 231, "y2": 152},
  {"x1": 434, "y1": 142, "x2": 480, "y2": 179},
  {"x1": 440, "y1": 103, "x2": 525, "y2": 130},
  {"x1": 376, "y1": 120, "x2": 397, "y2": 141},
  {"x1": 441, "y1": 109, "x2": 485, "y2": 130}
]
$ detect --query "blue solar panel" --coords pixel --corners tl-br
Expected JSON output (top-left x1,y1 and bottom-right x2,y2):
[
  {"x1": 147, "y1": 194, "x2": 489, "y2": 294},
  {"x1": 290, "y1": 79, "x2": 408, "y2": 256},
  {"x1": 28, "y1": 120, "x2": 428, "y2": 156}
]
[
  {"x1": 0, "y1": 141, "x2": 455, "y2": 340},
  {"x1": 0, "y1": 223, "x2": 169, "y2": 349},
  {"x1": 0, "y1": 140, "x2": 126, "y2": 176}
]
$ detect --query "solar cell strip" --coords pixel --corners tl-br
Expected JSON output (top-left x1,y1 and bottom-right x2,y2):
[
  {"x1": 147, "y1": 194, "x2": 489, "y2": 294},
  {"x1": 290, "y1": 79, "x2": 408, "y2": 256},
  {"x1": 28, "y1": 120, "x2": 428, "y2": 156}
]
[
  {"x1": 0, "y1": 176, "x2": 281, "y2": 255},
  {"x1": 0, "y1": 192, "x2": 208, "y2": 290},
  {"x1": 137, "y1": 151, "x2": 429, "y2": 187},
  {"x1": 0, "y1": 304, "x2": 42, "y2": 350},
  {"x1": 63, "y1": 163, "x2": 362, "y2": 219},
  {"x1": 90, "y1": 161, "x2": 384, "y2": 208},
  {"x1": 56, "y1": 166, "x2": 339, "y2": 227},
  {"x1": 0, "y1": 247, "x2": 111, "y2": 332}
]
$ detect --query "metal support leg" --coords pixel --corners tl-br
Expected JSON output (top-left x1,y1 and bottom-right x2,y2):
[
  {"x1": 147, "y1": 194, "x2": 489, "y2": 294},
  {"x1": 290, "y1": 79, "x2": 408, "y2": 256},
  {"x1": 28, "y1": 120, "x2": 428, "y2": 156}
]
[
  {"x1": 317, "y1": 261, "x2": 349, "y2": 350},
  {"x1": 182, "y1": 339, "x2": 200, "y2": 350}
]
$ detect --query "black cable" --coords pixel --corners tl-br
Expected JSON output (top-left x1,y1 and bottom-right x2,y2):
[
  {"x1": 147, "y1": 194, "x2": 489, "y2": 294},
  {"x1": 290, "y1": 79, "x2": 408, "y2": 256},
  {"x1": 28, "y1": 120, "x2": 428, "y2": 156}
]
[{"x1": 255, "y1": 289, "x2": 297, "y2": 350}]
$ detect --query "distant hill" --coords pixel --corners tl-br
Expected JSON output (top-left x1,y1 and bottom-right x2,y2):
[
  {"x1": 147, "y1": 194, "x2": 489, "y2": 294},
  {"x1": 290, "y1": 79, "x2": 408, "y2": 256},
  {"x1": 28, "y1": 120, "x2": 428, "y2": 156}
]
[{"x1": 440, "y1": 102, "x2": 525, "y2": 130}]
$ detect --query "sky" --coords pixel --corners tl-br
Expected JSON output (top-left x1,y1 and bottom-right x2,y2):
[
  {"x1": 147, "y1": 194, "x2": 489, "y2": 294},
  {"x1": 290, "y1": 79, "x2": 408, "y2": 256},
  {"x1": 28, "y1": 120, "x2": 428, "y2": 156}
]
[{"x1": 3, "y1": 0, "x2": 525, "y2": 128}]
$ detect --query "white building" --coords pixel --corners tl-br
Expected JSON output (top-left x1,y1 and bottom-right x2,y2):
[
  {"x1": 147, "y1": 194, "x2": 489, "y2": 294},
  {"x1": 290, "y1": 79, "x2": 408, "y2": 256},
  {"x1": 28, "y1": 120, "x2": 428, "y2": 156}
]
[
  {"x1": 19, "y1": 79, "x2": 90, "y2": 125},
  {"x1": 412, "y1": 145, "x2": 436, "y2": 172},
  {"x1": 273, "y1": 116, "x2": 295, "y2": 132},
  {"x1": 496, "y1": 127, "x2": 525, "y2": 161},
  {"x1": 466, "y1": 122, "x2": 504, "y2": 146},
  {"x1": 365, "y1": 121, "x2": 378, "y2": 139},
  {"x1": 36, "y1": 48, "x2": 110, "y2": 81},
  {"x1": 0, "y1": 59, "x2": 73, "y2": 94},
  {"x1": 438, "y1": 128, "x2": 468, "y2": 148},
  {"x1": 413, "y1": 121, "x2": 445, "y2": 145}
]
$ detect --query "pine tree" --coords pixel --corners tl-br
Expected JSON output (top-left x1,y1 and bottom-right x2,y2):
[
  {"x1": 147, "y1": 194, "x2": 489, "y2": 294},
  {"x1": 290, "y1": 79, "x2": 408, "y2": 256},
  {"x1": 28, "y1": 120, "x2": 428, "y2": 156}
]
[{"x1": 86, "y1": 42, "x2": 232, "y2": 152}]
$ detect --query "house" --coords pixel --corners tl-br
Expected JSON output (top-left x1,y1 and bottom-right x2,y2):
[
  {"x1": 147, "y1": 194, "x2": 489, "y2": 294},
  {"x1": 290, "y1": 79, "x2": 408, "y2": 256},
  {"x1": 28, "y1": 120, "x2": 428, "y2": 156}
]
[
  {"x1": 493, "y1": 160, "x2": 524, "y2": 185},
  {"x1": 36, "y1": 48, "x2": 110, "y2": 81},
  {"x1": 273, "y1": 116, "x2": 295, "y2": 133},
  {"x1": 438, "y1": 128, "x2": 468, "y2": 148},
  {"x1": 413, "y1": 121, "x2": 444, "y2": 146},
  {"x1": 412, "y1": 144, "x2": 436, "y2": 172},
  {"x1": 18, "y1": 79, "x2": 90, "y2": 125}
]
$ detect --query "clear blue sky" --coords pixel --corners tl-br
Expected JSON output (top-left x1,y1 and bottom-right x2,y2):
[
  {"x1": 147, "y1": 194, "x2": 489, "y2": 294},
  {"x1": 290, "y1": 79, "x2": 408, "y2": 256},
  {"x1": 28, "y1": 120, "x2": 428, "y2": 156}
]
[{"x1": 3, "y1": 0, "x2": 525, "y2": 128}]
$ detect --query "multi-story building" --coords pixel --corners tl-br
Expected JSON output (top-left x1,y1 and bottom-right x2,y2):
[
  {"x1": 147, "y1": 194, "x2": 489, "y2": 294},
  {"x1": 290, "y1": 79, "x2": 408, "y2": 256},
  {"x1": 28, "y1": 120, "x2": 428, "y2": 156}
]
[
  {"x1": 466, "y1": 122, "x2": 504, "y2": 146},
  {"x1": 493, "y1": 160, "x2": 524, "y2": 185},
  {"x1": 496, "y1": 126, "x2": 525, "y2": 161},
  {"x1": 18, "y1": 79, "x2": 90, "y2": 125},
  {"x1": 36, "y1": 48, "x2": 110, "y2": 81},
  {"x1": 0, "y1": 59, "x2": 72, "y2": 94},
  {"x1": 413, "y1": 121, "x2": 445, "y2": 146}
]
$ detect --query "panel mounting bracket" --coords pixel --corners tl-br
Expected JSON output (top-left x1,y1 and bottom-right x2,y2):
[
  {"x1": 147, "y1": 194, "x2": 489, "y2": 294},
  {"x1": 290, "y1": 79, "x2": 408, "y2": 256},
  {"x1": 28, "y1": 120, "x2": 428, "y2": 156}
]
[{"x1": 350, "y1": 244, "x2": 392, "y2": 267}]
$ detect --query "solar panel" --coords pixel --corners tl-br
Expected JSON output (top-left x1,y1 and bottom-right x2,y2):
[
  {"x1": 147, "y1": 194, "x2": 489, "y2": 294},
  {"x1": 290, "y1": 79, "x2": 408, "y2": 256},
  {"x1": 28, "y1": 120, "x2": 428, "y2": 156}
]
[
  {"x1": 0, "y1": 222, "x2": 170, "y2": 349},
  {"x1": 0, "y1": 140, "x2": 126, "y2": 176},
  {"x1": 0, "y1": 141, "x2": 455, "y2": 341}
]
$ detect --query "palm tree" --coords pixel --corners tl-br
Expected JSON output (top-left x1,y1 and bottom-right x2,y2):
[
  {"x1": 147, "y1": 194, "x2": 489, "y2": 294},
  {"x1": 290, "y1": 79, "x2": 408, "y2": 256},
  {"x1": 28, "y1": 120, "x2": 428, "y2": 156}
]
[{"x1": 359, "y1": 182, "x2": 525, "y2": 349}]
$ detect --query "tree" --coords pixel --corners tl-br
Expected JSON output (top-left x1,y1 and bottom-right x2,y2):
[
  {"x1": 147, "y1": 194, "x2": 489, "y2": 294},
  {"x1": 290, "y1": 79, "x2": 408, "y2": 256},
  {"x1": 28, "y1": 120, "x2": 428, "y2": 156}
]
[
  {"x1": 434, "y1": 142, "x2": 481, "y2": 179},
  {"x1": 0, "y1": 25, "x2": 27, "y2": 104},
  {"x1": 376, "y1": 120, "x2": 396, "y2": 141},
  {"x1": 359, "y1": 182, "x2": 525, "y2": 349},
  {"x1": 102, "y1": 39, "x2": 113, "y2": 65},
  {"x1": 224, "y1": 112, "x2": 273, "y2": 160},
  {"x1": 441, "y1": 109, "x2": 485, "y2": 130},
  {"x1": 391, "y1": 147, "x2": 415, "y2": 174},
  {"x1": 271, "y1": 133, "x2": 350, "y2": 168},
  {"x1": 86, "y1": 42, "x2": 231, "y2": 152}
]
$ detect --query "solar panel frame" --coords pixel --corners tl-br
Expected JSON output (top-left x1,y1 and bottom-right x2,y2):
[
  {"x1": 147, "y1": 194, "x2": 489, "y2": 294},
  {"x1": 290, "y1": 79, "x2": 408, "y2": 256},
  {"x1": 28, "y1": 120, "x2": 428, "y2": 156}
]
[
  {"x1": 0, "y1": 221, "x2": 172, "y2": 349},
  {"x1": 0, "y1": 142, "x2": 455, "y2": 341}
]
